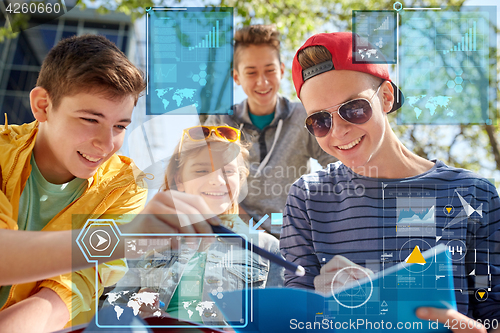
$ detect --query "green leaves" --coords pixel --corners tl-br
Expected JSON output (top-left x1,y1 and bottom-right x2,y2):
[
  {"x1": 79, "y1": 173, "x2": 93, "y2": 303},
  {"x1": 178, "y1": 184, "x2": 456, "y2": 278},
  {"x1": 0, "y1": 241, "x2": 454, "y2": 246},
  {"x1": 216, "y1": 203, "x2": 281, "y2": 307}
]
[{"x1": 1, "y1": 0, "x2": 499, "y2": 178}]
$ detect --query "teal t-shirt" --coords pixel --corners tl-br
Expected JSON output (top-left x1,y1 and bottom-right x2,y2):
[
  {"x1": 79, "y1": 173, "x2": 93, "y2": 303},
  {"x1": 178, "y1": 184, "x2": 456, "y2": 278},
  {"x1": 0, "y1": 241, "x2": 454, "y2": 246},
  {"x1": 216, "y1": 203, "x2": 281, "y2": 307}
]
[
  {"x1": 166, "y1": 252, "x2": 207, "y2": 323},
  {"x1": 0, "y1": 154, "x2": 87, "y2": 307},
  {"x1": 249, "y1": 112, "x2": 275, "y2": 130}
]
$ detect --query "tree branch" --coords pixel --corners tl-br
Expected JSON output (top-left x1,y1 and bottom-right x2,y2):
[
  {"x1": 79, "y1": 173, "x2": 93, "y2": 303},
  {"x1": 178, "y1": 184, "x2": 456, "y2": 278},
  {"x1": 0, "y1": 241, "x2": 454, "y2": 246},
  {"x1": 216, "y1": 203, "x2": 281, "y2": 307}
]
[{"x1": 484, "y1": 125, "x2": 500, "y2": 170}]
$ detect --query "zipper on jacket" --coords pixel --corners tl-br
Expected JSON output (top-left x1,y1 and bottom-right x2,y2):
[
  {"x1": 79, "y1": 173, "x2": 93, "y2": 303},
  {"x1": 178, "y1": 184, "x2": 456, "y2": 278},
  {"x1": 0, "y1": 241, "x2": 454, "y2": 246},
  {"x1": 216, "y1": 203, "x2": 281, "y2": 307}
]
[{"x1": 2, "y1": 139, "x2": 32, "y2": 192}]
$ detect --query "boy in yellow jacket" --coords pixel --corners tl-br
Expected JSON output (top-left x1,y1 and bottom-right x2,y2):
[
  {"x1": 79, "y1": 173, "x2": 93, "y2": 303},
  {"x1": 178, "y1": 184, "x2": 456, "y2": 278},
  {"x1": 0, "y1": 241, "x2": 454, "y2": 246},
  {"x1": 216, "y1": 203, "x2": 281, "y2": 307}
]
[{"x1": 0, "y1": 34, "x2": 148, "y2": 331}]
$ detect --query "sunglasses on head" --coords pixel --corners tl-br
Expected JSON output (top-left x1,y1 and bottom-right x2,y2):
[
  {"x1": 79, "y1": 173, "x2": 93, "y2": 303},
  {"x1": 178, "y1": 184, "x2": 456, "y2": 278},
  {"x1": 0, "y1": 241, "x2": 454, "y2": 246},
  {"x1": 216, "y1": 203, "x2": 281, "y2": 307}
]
[
  {"x1": 304, "y1": 81, "x2": 384, "y2": 138},
  {"x1": 179, "y1": 125, "x2": 241, "y2": 156}
]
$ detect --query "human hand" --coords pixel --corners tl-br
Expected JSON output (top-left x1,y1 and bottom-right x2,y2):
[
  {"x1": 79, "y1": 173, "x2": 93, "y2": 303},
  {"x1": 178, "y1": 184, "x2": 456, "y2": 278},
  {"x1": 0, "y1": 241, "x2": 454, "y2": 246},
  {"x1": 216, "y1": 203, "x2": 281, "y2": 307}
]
[
  {"x1": 416, "y1": 307, "x2": 491, "y2": 333},
  {"x1": 314, "y1": 255, "x2": 374, "y2": 296},
  {"x1": 121, "y1": 190, "x2": 221, "y2": 236}
]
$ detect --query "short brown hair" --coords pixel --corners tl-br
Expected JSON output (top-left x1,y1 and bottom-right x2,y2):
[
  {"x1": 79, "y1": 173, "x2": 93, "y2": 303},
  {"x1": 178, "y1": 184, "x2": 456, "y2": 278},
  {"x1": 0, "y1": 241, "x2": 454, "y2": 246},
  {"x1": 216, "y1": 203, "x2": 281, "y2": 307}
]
[
  {"x1": 234, "y1": 25, "x2": 281, "y2": 71},
  {"x1": 36, "y1": 34, "x2": 146, "y2": 109},
  {"x1": 297, "y1": 45, "x2": 331, "y2": 70},
  {"x1": 298, "y1": 45, "x2": 383, "y2": 88}
]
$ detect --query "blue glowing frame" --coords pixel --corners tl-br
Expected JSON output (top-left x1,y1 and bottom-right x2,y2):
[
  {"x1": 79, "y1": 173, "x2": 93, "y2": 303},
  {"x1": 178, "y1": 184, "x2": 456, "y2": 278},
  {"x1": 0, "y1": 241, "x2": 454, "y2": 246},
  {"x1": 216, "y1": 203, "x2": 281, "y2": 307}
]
[{"x1": 75, "y1": 218, "x2": 250, "y2": 329}]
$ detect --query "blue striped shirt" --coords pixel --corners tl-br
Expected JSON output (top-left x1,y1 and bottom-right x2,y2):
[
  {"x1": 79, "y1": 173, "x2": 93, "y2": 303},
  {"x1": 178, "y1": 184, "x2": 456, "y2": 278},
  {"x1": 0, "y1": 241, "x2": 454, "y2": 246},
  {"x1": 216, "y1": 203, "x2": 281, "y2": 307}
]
[{"x1": 281, "y1": 160, "x2": 500, "y2": 321}]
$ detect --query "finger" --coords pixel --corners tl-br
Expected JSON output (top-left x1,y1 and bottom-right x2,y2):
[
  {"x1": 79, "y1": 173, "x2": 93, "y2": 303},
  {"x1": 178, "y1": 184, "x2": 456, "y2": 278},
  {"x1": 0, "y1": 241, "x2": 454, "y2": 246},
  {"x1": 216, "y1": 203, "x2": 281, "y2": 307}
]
[
  {"x1": 351, "y1": 267, "x2": 374, "y2": 279},
  {"x1": 183, "y1": 236, "x2": 202, "y2": 250},
  {"x1": 150, "y1": 192, "x2": 201, "y2": 231},
  {"x1": 158, "y1": 191, "x2": 222, "y2": 227},
  {"x1": 163, "y1": 192, "x2": 221, "y2": 233},
  {"x1": 416, "y1": 308, "x2": 486, "y2": 333},
  {"x1": 143, "y1": 199, "x2": 197, "y2": 234},
  {"x1": 314, "y1": 272, "x2": 336, "y2": 294},
  {"x1": 321, "y1": 255, "x2": 358, "y2": 274}
]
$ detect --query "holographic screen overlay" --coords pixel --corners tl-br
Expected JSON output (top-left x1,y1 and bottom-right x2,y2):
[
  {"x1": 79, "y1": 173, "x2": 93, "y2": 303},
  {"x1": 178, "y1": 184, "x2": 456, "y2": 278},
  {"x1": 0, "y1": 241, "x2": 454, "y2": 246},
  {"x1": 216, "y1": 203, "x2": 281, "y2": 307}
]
[
  {"x1": 298, "y1": 247, "x2": 454, "y2": 331},
  {"x1": 125, "y1": 117, "x2": 248, "y2": 226},
  {"x1": 398, "y1": 6, "x2": 497, "y2": 125},
  {"x1": 1, "y1": 0, "x2": 80, "y2": 33},
  {"x1": 73, "y1": 216, "x2": 251, "y2": 329},
  {"x1": 352, "y1": 10, "x2": 397, "y2": 64},
  {"x1": 381, "y1": 183, "x2": 493, "y2": 293},
  {"x1": 146, "y1": 7, "x2": 233, "y2": 115},
  {"x1": 154, "y1": 140, "x2": 246, "y2": 227}
]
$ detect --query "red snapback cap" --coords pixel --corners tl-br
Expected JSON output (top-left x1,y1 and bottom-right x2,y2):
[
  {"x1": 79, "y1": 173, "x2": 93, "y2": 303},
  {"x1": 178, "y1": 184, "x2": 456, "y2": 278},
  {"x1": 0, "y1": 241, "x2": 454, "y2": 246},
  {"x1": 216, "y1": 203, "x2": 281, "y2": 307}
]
[{"x1": 292, "y1": 32, "x2": 404, "y2": 113}]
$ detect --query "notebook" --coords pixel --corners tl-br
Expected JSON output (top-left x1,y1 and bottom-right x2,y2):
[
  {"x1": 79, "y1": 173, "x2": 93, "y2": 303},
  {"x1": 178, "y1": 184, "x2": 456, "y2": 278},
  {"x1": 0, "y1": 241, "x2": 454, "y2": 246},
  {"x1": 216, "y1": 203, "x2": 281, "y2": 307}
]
[{"x1": 211, "y1": 244, "x2": 456, "y2": 332}]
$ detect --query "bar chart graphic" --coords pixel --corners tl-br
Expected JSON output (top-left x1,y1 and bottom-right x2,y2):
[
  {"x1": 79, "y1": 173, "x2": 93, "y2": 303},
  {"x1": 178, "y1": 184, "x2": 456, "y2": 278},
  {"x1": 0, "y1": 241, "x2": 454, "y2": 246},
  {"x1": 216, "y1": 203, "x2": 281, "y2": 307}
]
[
  {"x1": 439, "y1": 19, "x2": 482, "y2": 54},
  {"x1": 187, "y1": 20, "x2": 221, "y2": 50},
  {"x1": 398, "y1": 7, "x2": 495, "y2": 125},
  {"x1": 181, "y1": 16, "x2": 229, "y2": 62},
  {"x1": 146, "y1": 7, "x2": 233, "y2": 115},
  {"x1": 374, "y1": 16, "x2": 390, "y2": 31},
  {"x1": 352, "y1": 11, "x2": 397, "y2": 64}
]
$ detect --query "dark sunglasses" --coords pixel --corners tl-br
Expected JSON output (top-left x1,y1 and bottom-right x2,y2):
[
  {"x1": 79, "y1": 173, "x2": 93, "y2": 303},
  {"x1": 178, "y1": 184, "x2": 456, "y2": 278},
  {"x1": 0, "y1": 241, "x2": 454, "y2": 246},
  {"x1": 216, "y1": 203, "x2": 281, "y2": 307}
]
[{"x1": 304, "y1": 82, "x2": 384, "y2": 138}]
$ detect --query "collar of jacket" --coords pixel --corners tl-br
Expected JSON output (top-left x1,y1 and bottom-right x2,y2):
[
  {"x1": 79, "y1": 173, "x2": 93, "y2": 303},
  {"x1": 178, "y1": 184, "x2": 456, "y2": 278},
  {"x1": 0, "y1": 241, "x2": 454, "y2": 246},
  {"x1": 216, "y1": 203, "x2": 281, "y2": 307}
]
[
  {"x1": 1, "y1": 118, "x2": 143, "y2": 191},
  {"x1": 231, "y1": 95, "x2": 294, "y2": 130}
]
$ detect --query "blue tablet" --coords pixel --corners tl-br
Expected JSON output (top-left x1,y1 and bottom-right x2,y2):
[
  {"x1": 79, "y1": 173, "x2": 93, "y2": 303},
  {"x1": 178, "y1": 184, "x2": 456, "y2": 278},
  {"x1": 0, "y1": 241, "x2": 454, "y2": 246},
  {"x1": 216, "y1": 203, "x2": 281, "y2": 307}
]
[{"x1": 211, "y1": 244, "x2": 456, "y2": 332}]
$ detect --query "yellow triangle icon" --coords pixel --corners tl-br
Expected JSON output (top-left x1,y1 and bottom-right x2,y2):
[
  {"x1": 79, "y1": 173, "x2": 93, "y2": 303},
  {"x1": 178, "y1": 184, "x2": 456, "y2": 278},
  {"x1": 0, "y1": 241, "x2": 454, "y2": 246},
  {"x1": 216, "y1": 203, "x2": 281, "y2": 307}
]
[
  {"x1": 478, "y1": 292, "x2": 485, "y2": 299},
  {"x1": 446, "y1": 207, "x2": 452, "y2": 213},
  {"x1": 406, "y1": 246, "x2": 426, "y2": 264}
]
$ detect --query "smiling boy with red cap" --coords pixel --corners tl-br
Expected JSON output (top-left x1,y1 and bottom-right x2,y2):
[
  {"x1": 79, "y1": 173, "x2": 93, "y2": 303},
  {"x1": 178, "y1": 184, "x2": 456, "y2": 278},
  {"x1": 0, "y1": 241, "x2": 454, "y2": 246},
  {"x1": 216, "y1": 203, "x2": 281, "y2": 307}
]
[{"x1": 280, "y1": 32, "x2": 500, "y2": 332}]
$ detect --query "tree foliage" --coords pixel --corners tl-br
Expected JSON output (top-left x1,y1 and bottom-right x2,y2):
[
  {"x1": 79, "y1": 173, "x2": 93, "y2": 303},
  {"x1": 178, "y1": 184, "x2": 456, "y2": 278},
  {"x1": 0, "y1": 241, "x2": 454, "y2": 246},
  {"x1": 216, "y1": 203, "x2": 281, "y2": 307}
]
[{"x1": 1, "y1": 0, "x2": 499, "y2": 179}]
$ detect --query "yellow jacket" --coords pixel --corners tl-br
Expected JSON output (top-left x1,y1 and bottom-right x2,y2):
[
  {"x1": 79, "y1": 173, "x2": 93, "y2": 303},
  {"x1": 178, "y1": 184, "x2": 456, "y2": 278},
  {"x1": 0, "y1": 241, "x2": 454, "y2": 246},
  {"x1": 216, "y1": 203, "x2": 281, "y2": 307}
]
[{"x1": 0, "y1": 120, "x2": 148, "y2": 326}]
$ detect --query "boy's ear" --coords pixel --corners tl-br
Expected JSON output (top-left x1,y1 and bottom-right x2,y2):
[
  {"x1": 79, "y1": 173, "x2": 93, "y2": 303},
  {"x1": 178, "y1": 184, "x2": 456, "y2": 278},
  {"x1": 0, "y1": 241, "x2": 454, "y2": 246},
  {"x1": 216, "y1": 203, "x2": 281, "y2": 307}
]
[
  {"x1": 233, "y1": 69, "x2": 241, "y2": 86},
  {"x1": 380, "y1": 81, "x2": 395, "y2": 114},
  {"x1": 30, "y1": 87, "x2": 52, "y2": 122},
  {"x1": 280, "y1": 62, "x2": 285, "y2": 77}
]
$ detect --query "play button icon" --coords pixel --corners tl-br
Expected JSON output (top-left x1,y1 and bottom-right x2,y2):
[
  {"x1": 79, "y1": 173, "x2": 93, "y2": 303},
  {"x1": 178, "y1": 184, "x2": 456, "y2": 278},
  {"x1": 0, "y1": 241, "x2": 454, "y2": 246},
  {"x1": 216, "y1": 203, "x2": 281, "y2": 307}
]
[
  {"x1": 76, "y1": 219, "x2": 122, "y2": 260},
  {"x1": 90, "y1": 230, "x2": 111, "y2": 252}
]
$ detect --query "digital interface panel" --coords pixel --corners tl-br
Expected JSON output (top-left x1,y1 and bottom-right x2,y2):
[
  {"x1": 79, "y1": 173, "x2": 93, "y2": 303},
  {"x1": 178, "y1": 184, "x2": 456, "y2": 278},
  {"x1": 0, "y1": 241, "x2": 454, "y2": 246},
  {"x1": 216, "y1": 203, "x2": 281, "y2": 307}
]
[
  {"x1": 398, "y1": 6, "x2": 497, "y2": 125},
  {"x1": 381, "y1": 183, "x2": 491, "y2": 294},
  {"x1": 353, "y1": 10, "x2": 398, "y2": 64},
  {"x1": 64, "y1": 3, "x2": 498, "y2": 332},
  {"x1": 146, "y1": 7, "x2": 233, "y2": 115},
  {"x1": 74, "y1": 216, "x2": 251, "y2": 329}
]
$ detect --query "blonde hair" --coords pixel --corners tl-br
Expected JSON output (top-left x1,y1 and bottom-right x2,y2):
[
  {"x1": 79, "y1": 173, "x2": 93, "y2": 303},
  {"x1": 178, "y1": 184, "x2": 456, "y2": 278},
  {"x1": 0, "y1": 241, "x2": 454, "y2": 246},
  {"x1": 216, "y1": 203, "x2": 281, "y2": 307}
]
[{"x1": 163, "y1": 129, "x2": 249, "y2": 215}]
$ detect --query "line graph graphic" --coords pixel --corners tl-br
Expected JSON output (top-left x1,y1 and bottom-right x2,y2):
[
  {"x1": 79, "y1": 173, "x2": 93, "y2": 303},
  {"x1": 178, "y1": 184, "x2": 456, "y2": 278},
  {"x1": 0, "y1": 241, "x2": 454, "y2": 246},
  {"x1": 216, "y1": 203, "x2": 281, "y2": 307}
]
[
  {"x1": 398, "y1": 206, "x2": 435, "y2": 224},
  {"x1": 154, "y1": 64, "x2": 177, "y2": 83}
]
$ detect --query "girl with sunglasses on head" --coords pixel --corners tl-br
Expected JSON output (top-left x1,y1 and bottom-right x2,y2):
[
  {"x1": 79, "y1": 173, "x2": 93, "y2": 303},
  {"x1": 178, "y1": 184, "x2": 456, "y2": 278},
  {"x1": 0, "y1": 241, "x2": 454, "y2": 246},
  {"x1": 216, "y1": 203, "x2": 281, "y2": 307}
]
[
  {"x1": 106, "y1": 125, "x2": 284, "y2": 325},
  {"x1": 281, "y1": 32, "x2": 499, "y2": 333}
]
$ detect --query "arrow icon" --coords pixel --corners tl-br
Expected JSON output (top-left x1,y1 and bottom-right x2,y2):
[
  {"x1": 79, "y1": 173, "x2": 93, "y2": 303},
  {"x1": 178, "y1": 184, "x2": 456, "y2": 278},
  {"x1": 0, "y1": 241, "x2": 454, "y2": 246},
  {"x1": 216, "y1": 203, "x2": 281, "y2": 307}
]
[
  {"x1": 249, "y1": 214, "x2": 269, "y2": 233},
  {"x1": 89, "y1": 230, "x2": 111, "y2": 252},
  {"x1": 96, "y1": 234, "x2": 108, "y2": 247},
  {"x1": 405, "y1": 246, "x2": 426, "y2": 265},
  {"x1": 455, "y1": 190, "x2": 483, "y2": 217}
]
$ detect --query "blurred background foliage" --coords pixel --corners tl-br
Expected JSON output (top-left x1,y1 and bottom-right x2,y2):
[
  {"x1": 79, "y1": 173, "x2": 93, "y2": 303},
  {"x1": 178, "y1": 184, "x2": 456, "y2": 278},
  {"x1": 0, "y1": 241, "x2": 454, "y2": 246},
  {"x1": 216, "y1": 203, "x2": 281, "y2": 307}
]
[{"x1": 1, "y1": 0, "x2": 498, "y2": 180}]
